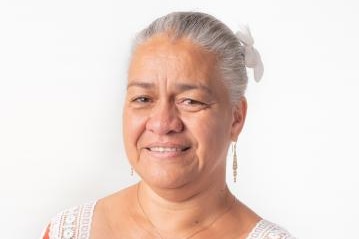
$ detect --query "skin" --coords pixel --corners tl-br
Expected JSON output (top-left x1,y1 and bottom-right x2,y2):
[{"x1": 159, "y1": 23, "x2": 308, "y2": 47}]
[{"x1": 90, "y1": 33, "x2": 261, "y2": 239}]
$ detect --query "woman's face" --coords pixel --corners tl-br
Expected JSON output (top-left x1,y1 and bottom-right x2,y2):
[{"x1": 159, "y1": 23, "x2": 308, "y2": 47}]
[{"x1": 123, "y1": 34, "x2": 246, "y2": 190}]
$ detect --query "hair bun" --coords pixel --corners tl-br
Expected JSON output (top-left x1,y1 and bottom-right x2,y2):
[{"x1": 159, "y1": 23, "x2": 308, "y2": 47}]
[{"x1": 236, "y1": 25, "x2": 264, "y2": 82}]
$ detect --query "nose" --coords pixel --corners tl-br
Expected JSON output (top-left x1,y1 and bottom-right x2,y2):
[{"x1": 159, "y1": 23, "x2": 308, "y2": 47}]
[{"x1": 146, "y1": 101, "x2": 184, "y2": 135}]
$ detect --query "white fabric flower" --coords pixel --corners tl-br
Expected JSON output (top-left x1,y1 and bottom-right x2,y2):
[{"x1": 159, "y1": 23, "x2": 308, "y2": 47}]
[{"x1": 236, "y1": 25, "x2": 264, "y2": 82}]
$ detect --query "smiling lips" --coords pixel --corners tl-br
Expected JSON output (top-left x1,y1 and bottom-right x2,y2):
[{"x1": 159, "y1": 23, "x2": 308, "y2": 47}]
[
  {"x1": 144, "y1": 143, "x2": 191, "y2": 158},
  {"x1": 146, "y1": 146, "x2": 190, "y2": 152}
]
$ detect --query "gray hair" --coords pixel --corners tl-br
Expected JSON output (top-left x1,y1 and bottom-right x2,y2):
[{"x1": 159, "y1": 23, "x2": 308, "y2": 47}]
[{"x1": 131, "y1": 11, "x2": 248, "y2": 103}]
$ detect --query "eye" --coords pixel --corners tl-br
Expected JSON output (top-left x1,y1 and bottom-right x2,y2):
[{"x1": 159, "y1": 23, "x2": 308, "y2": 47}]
[
  {"x1": 182, "y1": 98, "x2": 206, "y2": 106},
  {"x1": 130, "y1": 96, "x2": 152, "y2": 104},
  {"x1": 178, "y1": 98, "x2": 209, "y2": 112}
]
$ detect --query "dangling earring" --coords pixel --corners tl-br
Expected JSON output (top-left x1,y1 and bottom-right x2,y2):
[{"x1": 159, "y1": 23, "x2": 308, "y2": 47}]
[
  {"x1": 131, "y1": 167, "x2": 134, "y2": 176},
  {"x1": 232, "y1": 142, "x2": 238, "y2": 183}
]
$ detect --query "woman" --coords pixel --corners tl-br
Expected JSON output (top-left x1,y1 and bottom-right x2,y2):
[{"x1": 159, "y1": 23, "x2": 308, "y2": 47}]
[{"x1": 42, "y1": 11, "x2": 295, "y2": 239}]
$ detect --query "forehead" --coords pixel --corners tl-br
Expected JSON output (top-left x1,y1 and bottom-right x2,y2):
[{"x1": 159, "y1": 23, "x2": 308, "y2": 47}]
[{"x1": 128, "y1": 33, "x2": 219, "y2": 82}]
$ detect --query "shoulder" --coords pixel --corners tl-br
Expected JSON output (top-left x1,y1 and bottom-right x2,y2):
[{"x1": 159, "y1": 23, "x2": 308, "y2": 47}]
[
  {"x1": 247, "y1": 219, "x2": 296, "y2": 239},
  {"x1": 42, "y1": 186, "x2": 137, "y2": 239},
  {"x1": 45, "y1": 201, "x2": 97, "y2": 239}
]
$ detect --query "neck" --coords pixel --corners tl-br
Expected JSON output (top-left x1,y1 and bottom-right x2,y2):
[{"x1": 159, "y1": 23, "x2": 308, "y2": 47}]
[{"x1": 136, "y1": 179, "x2": 235, "y2": 239}]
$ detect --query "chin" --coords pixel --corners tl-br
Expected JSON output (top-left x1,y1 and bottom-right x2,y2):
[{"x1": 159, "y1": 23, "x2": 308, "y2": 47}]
[{"x1": 139, "y1": 165, "x2": 198, "y2": 190}]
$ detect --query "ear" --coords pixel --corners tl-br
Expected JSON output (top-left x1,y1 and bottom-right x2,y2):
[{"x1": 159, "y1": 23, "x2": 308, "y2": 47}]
[{"x1": 230, "y1": 97, "x2": 247, "y2": 141}]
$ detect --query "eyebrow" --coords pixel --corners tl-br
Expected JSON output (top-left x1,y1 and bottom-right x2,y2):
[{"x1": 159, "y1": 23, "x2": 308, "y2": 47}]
[
  {"x1": 127, "y1": 81, "x2": 213, "y2": 95},
  {"x1": 127, "y1": 81, "x2": 154, "y2": 90}
]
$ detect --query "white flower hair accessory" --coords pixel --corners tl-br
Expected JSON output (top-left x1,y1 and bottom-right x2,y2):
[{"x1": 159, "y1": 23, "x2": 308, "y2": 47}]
[{"x1": 236, "y1": 25, "x2": 264, "y2": 82}]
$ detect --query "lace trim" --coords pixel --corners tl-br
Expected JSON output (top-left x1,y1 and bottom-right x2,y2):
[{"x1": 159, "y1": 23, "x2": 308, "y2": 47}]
[
  {"x1": 48, "y1": 202, "x2": 295, "y2": 239},
  {"x1": 49, "y1": 201, "x2": 96, "y2": 239},
  {"x1": 247, "y1": 219, "x2": 296, "y2": 239}
]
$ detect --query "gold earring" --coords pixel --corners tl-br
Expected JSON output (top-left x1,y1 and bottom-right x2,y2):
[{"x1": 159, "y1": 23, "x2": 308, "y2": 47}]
[{"x1": 232, "y1": 142, "x2": 238, "y2": 183}]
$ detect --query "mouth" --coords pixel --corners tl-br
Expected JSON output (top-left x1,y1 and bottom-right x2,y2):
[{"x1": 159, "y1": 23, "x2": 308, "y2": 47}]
[{"x1": 146, "y1": 146, "x2": 191, "y2": 153}]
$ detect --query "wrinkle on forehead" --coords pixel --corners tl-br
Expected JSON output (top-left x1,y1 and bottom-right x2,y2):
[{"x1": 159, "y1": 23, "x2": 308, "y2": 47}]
[{"x1": 128, "y1": 33, "x2": 218, "y2": 82}]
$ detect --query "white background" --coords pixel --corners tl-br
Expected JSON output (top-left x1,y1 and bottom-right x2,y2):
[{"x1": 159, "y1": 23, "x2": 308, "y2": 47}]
[{"x1": 0, "y1": 0, "x2": 358, "y2": 238}]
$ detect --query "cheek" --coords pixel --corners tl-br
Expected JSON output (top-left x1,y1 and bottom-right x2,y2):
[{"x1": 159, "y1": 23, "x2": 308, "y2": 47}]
[
  {"x1": 123, "y1": 109, "x2": 147, "y2": 159},
  {"x1": 184, "y1": 111, "x2": 231, "y2": 159}
]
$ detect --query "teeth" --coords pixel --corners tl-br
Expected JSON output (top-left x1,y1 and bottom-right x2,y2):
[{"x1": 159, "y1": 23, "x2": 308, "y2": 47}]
[{"x1": 149, "y1": 147, "x2": 184, "y2": 152}]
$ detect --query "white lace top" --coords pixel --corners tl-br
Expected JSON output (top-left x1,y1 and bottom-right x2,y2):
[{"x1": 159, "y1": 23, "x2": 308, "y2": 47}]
[{"x1": 45, "y1": 201, "x2": 296, "y2": 239}]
